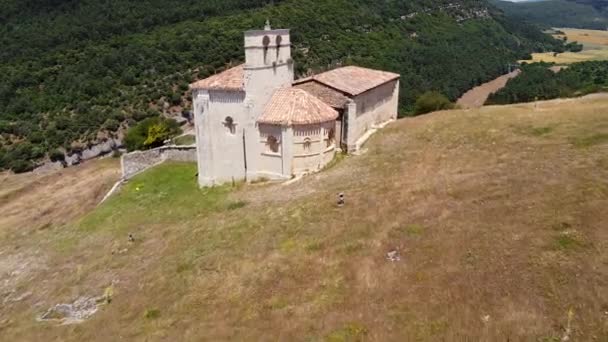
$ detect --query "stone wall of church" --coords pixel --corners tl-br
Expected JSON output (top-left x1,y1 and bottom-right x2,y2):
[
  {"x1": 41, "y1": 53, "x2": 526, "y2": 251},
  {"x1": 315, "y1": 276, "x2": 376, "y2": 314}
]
[
  {"x1": 292, "y1": 122, "x2": 336, "y2": 175},
  {"x1": 121, "y1": 145, "x2": 196, "y2": 180},
  {"x1": 256, "y1": 124, "x2": 288, "y2": 179},
  {"x1": 194, "y1": 90, "x2": 247, "y2": 186},
  {"x1": 348, "y1": 80, "x2": 399, "y2": 151}
]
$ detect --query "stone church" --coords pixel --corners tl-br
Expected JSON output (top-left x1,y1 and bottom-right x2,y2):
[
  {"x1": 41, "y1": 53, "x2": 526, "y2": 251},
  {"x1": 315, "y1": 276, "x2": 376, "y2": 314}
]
[{"x1": 190, "y1": 22, "x2": 400, "y2": 187}]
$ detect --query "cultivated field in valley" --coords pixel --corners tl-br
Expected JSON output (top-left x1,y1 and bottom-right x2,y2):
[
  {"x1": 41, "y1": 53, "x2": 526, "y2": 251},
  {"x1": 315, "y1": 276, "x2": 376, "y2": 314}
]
[{"x1": 523, "y1": 28, "x2": 608, "y2": 64}]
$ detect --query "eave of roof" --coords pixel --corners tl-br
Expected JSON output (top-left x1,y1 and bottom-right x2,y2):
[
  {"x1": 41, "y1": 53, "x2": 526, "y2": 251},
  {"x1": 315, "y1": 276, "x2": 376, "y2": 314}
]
[{"x1": 189, "y1": 64, "x2": 245, "y2": 91}]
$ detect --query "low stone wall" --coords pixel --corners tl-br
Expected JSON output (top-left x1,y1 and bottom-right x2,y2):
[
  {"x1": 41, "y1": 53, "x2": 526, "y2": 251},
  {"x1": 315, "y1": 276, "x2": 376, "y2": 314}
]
[{"x1": 121, "y1": 145, "x2": 196, "y2": 180}]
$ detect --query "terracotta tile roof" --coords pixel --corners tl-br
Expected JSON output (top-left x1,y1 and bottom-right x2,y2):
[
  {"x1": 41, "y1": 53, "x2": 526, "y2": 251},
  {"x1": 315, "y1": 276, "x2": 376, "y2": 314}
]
[
  {"x1": 293, "y1": 81, "x2": 350, "y2": 109},
  {"x1": 295, "y1": 65, "x2": 400, "y2": 96},
  {"x1": 189, "y1": 64, "x2": 244, "y2": 91},
  {"x1": 258, "y1": 88, "x2": 338, "y2": 126}
]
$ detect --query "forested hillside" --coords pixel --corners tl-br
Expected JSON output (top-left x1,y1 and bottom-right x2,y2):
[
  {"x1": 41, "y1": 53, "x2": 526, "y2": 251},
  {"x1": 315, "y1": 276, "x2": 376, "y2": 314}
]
[
  {"x1": 486, "y1": 61, "x2": 608, "y2": 104},
  {"x1": 492, "y1": 0, "x2": 608, "y2": 29},
  {"x1": 568, "y1": 0, "x2": 608, "y2": 10},
  {"x1": 0, "y1": 0, "x2": 563, "y2": 172}
]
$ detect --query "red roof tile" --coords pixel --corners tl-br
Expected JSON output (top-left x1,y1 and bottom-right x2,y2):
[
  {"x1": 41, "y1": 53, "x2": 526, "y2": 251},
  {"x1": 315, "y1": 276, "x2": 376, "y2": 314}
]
[
  {"x1": 293, "y1": 81, "x2": 350, "y2": 109},
  {"x1": 258, "y1": 88, "x2": 338, "y2": 126},
  {"x1": 189, "y1": 64, "x2": 244, "y2": 91},
  {"x1": 295, "y1": 66, "x2": 400, "y2": 96}
]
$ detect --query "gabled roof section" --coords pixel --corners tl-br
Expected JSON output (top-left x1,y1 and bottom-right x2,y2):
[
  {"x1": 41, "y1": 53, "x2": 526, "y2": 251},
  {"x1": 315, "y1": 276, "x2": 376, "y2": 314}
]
[
  {"x1": 293, "y1": 81, "x2": 350, "y2": 109},
  {"x1": 189, "y1": 64, "x2": 244, "y2": 91},
  {"x1": 294, "y1": 65, "x2": 400, "y2": 96},
  {"x1": 258, "y1": 88, "x2": 338, "y2": 126}
]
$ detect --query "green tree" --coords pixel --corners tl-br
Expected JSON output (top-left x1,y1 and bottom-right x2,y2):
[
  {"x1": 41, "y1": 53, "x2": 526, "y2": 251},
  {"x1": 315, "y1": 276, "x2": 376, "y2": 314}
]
[
  {"x1": 144, "y1": 123, "x2": 171, "y2": 148},
  {"x1": 124, "y1": 117, "x2": 181, "y2": 151}
]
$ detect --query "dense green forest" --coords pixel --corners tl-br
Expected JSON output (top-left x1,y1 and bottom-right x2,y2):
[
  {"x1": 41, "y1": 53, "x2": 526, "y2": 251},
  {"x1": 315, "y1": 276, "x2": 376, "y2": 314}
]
[
  {"x1": 0, "y1": 0, "x2": 564, "y2": 172},
  {"x1": 492, "y1": 0, "x2": 608, "y2": 29},
  {"x1": 568, "y1": 0, "x2": 608, "y2": 10},
  {"x1": 486, "y1": 61, "x2": 608, "y2": 104}
]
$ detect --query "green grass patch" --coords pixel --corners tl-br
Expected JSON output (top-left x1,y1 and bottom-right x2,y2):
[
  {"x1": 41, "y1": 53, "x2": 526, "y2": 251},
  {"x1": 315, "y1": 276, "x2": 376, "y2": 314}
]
[
  {"x1": 172, "y1": 134, "x2": 196, "y2": 146},
  {"x1": 389, "y1": 224, "x2": 424, "y2": 239},
  {"x1": 554, "y1": 232, "x2": 585, "y2": 251},
  {"x1": 570, "y1": 133, "x2": 608, "y2": 148},
  {"x1": 143, "y1": 308, "x2": 161, "y2": 319},
  {"x1": 265, "y1": 296, "x2": 289, "y2": 311},
  {"x1": 176, "y1": 261, "x2": 194, "y2": 273},
  {"x1": 304, "y1": 239, "x2": 324, "y2": 252},
  {"x1": 279, "y1": 238, "x2": 298, "y2": 253},
  {"x1": 405, "y1": 224, "x2": 424, "y2": 236},
  {"x1": 513, "y1": 124, "x2": 556, "y2": 137},
  {"x1": 325, "y1": 323, "x2": 368, "y2": 342},
  {"x1": 78, "y1": 162, "x2": 230, "y2": 234},
  {"x1": 528, "y1": 126, "x2": 554, "y2": 136}
]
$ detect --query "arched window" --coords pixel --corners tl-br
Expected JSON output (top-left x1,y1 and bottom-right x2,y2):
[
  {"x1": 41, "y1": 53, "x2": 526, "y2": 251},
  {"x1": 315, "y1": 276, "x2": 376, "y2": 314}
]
[
  {"x1": 303, "y1": 137, "x2": 312, "y2": 151},
  {"x1": 223, "y1": 116, "x2": 236, "y2": 134},
  {"x1": 276, "y1": 35, "x2": 283, "y2": 58},
  {"x1": 266, "y1": 135, "x2": 279, "y2": 153},
  {"x1": 327, "y1": 128, "x2": 335, "y2": 147},
  {"x1": 262, "y1": 35, "x2": 270, "y2": 63}
]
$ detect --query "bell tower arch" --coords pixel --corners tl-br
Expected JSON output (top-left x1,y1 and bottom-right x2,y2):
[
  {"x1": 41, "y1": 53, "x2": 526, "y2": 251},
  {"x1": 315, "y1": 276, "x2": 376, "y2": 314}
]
[{"x1": 243, "y1": 20, "x2": 294, "y2": 108}]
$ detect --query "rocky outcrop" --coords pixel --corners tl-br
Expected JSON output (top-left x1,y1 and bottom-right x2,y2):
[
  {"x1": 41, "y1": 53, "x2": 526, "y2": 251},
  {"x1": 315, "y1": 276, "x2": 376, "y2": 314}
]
[{"x1": 65, "y1": 138, "x2": 122, "y2": 166}]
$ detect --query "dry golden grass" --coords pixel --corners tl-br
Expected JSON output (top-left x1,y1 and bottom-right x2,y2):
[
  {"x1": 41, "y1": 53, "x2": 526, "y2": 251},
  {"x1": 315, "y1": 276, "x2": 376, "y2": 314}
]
[
  {"x1": 554, "y1": 28, "x2": 608, "y2": 46},
  {"x1": 0, "y1": 158, "x2": 120, "y2": 235},
  {"x1": 524, "y1": 50, "x2": 608, "y2": 64},
  {"x1": 522, "y1": 28, "x2": 608, "y2": 64},
  {"x1": 1, "y1": 97, "x2": 608, "y2": 341}
]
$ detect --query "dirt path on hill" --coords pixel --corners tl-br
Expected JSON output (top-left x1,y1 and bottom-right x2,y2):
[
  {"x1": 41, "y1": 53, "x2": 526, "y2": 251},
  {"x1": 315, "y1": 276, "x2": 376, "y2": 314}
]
[{"x1": 457, "y1": 69, "x2": 521, "y2": 108}]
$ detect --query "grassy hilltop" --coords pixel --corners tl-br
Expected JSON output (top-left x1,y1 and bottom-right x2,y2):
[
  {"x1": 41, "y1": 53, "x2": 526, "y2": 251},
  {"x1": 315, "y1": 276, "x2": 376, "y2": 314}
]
[{"x1": 1, "y1": 97, "x2": 607, "y2": 340}]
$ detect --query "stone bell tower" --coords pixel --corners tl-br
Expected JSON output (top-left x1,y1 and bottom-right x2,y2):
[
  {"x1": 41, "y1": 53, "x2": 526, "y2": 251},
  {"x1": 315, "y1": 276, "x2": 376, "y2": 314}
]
[
  {"x1": 242, "y1": 20, "x2": 294, "y2": 180},
  {"x1": 243, "y1": 20, "x2": 294, "y2": 113}
]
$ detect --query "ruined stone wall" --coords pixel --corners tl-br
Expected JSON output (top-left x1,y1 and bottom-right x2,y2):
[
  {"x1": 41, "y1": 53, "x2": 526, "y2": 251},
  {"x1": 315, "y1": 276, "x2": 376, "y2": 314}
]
[{"x1": 121, "y1": 145, "x2": 196, "y2": 180}]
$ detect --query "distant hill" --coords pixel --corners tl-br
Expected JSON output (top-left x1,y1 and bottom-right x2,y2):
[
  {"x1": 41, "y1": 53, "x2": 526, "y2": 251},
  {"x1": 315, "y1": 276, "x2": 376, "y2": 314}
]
[
  {"x1": 492, "y1": 0, "x2": 608, "y2": 29},
  {"x1": 0, "y1": 0, "x2": 563, "y2": 172},
  {"x1": 568, "y1": 0, "x2": 608, "y2": 10}
]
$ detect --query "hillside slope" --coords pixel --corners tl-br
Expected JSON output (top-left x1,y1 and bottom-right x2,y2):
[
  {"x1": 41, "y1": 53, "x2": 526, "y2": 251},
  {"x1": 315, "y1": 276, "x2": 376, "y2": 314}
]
[
  {"x1": 487, "y1": 61, "x2": 608, "y2": 104},
  {"x1": 493, "y1": 0, "x2": 608, "y2": 29},
  {"x1": 1, "y1": 96, "x2": 607, "y2": 340},
  {"x1": 568, "y1": 0, "x2": 608, "y2": 10},
  {"x1": 0, "y1": 0, "x2": 563, "y2": 172}
]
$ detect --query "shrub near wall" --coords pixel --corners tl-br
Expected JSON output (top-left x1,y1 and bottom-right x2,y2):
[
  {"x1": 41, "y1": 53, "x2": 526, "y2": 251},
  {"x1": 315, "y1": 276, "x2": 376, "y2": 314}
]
[
  {"x1": 124, "y1": 117, "x2": 182, "y2": 152},
  {"x1": 413, "y1": 91, "x2": 454, "y2": 115}
]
